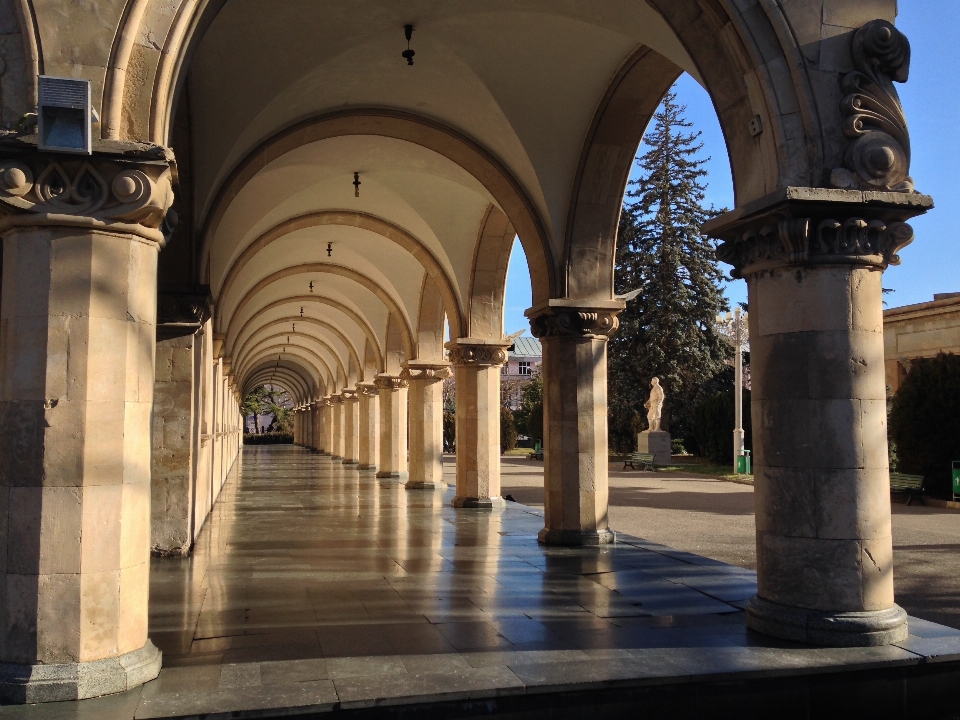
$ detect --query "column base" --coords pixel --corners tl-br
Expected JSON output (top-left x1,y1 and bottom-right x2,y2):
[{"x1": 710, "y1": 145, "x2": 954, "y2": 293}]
[
  {"x1": 331, "y1": 455, "x2": 343, "y2": 461},
  {"x1": 358, "y1": 463, "x2": 377, "y2": 471},
  {"x1": 452, "y1": 496, "x2": 506, "y2": 509},
  {"x1": 0, "y1": 640, "x2": 162, "y2": 704},
  {"x1": 376, "y1": 471, "x2": 408, "y2": 480},
  {"x1": 745, "y1": 595, "x2": 909, "y2": 647},
  {"x1": 405, "y1": 480, "x2": 447, "y2": 490},
  {"x1": 538, "y1": 527, "x2": 617, "y2": 546},
  {"x1": 342, "y1": 459, "x2": 359, "y2": 466}
]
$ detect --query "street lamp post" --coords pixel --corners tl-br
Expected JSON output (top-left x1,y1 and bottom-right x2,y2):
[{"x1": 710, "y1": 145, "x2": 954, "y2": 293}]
[{"x1": 733, "y1": 307, "x2": 744, "y2": 472}]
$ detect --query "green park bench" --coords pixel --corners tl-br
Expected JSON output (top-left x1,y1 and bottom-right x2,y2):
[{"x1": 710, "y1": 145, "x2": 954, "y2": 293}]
[
  {"x1": 889, "y1": 472, "x2": 925, "y2": 506},
  {"x1": 624, "y1": 452, "x2": 656, "y2": 471},
  {"x1": 528, "y1": 442, "x2": 543, "y2": 461}
]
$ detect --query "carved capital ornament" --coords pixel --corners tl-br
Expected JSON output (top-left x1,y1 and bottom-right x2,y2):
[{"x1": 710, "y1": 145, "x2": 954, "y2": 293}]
[
  {"x1": 446, "y1": 344, "x2": 508, "y2": 368},
  {"x1": 374, "y1": 374, "x2": 408, "y2": 391},
  {"x1": 401, "y1": 363, "x2": 452, "y2": 382},
  {"x1": 0, "y1": 139, "x2": 176, "y2": 244},
  {"x1": 831, "y1": 20, "x2": 914, "y2": 193}
]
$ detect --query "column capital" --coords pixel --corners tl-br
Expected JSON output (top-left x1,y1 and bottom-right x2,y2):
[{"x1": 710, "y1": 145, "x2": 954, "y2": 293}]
[
  {"x1": 704, "y1": 187, "x2": 932, "y2": 279},
  {"x1": 525, "y1": 299, "x2": 624, "y2": 340},
  {"x1": 328, "y1": 394, "x2": 344, "y2": 405},
  {"x1": 341, "y1": 388, "x2": 359, "y2": 402},
  {"x1": 401, "y1": 362, "x2": 452, "y2": 382},
  {"x1": 374, "y1": 374, "x2": 408, "y2": 391},
  {"x1": 0, "y1": 139, "x2": 176, "y2": 245},
  {"x1": 356, "y1": 382, "x2": 379, "y2": 397},
  {"x1": 445, "y1": 338, "x2": 510, "y2": 367},
  {"x1": 157, "y1": 285, "x2": 213, "y2": 341}
]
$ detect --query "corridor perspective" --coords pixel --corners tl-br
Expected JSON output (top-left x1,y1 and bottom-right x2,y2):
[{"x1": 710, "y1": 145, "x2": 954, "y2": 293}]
[{"x1": 13, "y1": 446, "x2": 960, "y2": 719}]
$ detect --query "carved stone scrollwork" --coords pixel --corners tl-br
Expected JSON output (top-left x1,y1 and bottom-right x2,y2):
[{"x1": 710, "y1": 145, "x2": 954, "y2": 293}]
[
  {"x1": 321, "y1": 396, "x2": 334, "y2": 406},
  {"x1": 401, "y1": 364, "x2": 453, "y2": 382},
  {"x1": 446, "y1": 344, "x2": 508, "y2": 368},
  {"x1": 529, "y1": 309, "x2": 620, "y2": 339},
  {"x1": 157, "y1": 288, "x2": 213, "y2": 340},
  {"x1": 374, "y1": 375, "x2": 408, "y2": 391},
  {"x1": 716, "y1": 217, "x2": 914, "y2": 278},
  {"x1": 356, "y1": 383, "x2": 379, "y2": 397},
  {"x1": 328, "y1": 394, "x2": 344, "y2": 405},
  {"x1": 831, "y1": 20, "x2": 914, "y2": 193},
  {"x1": 0, "y1": 142, "x2": 175, "y2": 243},
  {"x1": 705, "y1": 187, "x2": 932, "y2": 279},
  {"x1": 341, "y1": 388, "x2": 359, "y2": 402}
]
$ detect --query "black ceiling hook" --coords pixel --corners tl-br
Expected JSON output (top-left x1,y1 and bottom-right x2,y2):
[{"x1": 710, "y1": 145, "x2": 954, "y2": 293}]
[{"x1": 402, "y1": 24, "x2": 415, "y2": 65}]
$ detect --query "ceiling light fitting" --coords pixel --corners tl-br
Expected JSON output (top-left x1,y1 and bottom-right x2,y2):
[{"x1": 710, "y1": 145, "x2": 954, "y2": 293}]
[
  {"x1": 353, "y1": 172, "x2": 361, "y2": 197},
  {"x1": 300, "y1": 307, "x2": 304, "y2": 317},
  {"x1": 402, "y1": 25, "x2": 415, "y2": 65},
  {"x1": 326, "y1": 242, "x2": 333, "y2": 257},
  {"x1": 309, "y1": 281, "x2": 314, "y2": 292}
]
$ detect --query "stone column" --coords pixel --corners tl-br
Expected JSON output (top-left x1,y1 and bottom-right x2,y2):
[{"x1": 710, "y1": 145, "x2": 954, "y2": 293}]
[
  {"x1": 312, "y1": 402, "x2": 323, "y2": 452},
  {"x1": 404, "y1": 363, "x2": 451, "y2": 490},
  {"x1": 446, "y1": 339, "x2": 509, "y2": 508},
  {"x1": 357, "y1": 383, "x2": 379, "y2": 470},
  {"x1": 342, "y1": 389, "x2": 360, "y2": 465},
  {"x1": 707, "y1": 188, "x2": 930, "y2": 646},
  {"x1": 0, "y1": 148, "x2": 173, "y2": 702},
  {"x1": 375, "y1": 375, "x2": 408, "y2": 479},
  {"x1": 294, "y1": 410, "x2": 301, "y2": 445},
  {"x1": 321, "y1": 397, "x2": 334, "y2": 456},
  {"x1": 527, "y1": 303, "x2": 622, "y2": 545},
  {"x1": 329, "y1": 395, "x2": 345, "y2": 460}
]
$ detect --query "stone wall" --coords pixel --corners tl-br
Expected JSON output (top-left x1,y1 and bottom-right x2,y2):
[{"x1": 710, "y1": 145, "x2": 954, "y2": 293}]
[
  {"x1": 151, "y1": 334, "x2": 197, "y2": 555},
  {"x1": 883, "y1": 296, "x2": 960, "y2": 392}
]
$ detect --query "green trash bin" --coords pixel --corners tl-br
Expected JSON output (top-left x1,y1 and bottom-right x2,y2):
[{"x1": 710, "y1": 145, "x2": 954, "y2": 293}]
[
  {"x1": 737, "y1": 450, "x2": 751, "y2": 475},
  {"x1": 952, "y1": 461, "x2": 960, "y2": 501}
]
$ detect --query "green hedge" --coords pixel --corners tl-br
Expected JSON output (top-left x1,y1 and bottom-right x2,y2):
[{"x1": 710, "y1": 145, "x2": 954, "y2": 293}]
[
  {"x1": 501, "y1": 406, "x2": 518, "y2": 453},
  {"x1": 889, "y1": 353, "x2": 960, "y2": 497},
  {"x1": 691, "y1": 388, "x2": 751, "y2": 467},
  {"x1": 244, "y1": 432, "x2": 293, "y2": 445}
]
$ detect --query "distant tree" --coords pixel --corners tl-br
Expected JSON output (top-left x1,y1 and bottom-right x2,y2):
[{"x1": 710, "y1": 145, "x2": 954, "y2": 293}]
[
  {"x1": 608, "y1": 88, "x2": 730, "y2": 448},
  {"x1": 243, "y1": 384, "x2": 293, "y2": 434},
  {"x1": 242, "y1": 386, "x2": 270, "y2": 433},
  {"x1": 500, "y1": 406, "x2": 518, "y2": 454},
  {"x1": 514, "y1": 369, "x2": 543, "y2": 442},
  {"x1": 889, "y1": 353, "x2": 960, "y2": 497}
]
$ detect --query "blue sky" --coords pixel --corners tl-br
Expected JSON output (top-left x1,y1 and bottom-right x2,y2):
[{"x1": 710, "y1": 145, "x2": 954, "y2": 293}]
[{"x1": 503, "y1": 1, "x2": 960, "y2": 336}]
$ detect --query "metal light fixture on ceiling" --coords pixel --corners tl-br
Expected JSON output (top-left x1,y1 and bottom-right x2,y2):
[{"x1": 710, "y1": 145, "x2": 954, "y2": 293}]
[
  {"x1": 309, "y1": 281, "x2": 314, "y2": 293},
  {"x1": 326, "y1": 242, "x2": 333, "y2": 257},
  {"x1": 300, "y1": 307, "x2": 304, "y2": 318},
  {"x1": 402, "y1": 24, "x2": 415, "y2": 65},
  {"x1": 353, "y1": 172, "x2": 361, "y2": 197}
]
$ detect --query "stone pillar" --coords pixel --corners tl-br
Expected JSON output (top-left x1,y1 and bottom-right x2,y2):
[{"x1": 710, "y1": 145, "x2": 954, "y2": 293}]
[
  {"x1": 294, "y1": 410, "x2": 301, "y2": 445},
  {"x1": 375, "y1": 375, "x2": 408, "y2": 479},
  {"x1": 329, "y1": 395, "x2": 345, "y2": 460},
  {"x1": 404, "y1": 363, "x2": 451, "y2": 490},
  {"x1": 527, "y1": 303, "x2": 622, "y2": 545},
  {"x1": 342, "y1": 389, "x2": 360, "y2": 465},
  {"x1": 0, "y1": 148, "x2": 173, "y2": 701},
  {"x1": 322, "y1": 397, "x2": 334, "y2": 456},
  {"x1": 707, "y1": 188, "x2": 930, "y2": 646},
  {"x1": 357, "y1": 383, "x2": 379, "y2": 470},
  {"x1": 446, "y1": 340, "x2": 509, "y2": 508},
  {"x1": 312, "y1": 402, "x2": 323, "y2": 452}
]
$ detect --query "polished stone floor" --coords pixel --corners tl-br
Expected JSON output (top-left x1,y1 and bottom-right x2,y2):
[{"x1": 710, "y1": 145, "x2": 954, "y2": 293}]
[{"x1": 8, "y1": 445, "x2": 960, "y2": 718}]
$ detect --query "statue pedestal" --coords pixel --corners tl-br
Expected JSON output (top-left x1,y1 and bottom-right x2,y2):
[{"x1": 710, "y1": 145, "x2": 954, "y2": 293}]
[{"x1": 638, "y1": 431, "x2": 671, "y2": 466}]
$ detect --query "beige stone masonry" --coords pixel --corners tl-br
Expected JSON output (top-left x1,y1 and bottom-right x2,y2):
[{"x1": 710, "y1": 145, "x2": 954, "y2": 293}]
[
  {"x1": 342, "y1": 390, "x2": 360, "y2": 465},
  {"x1": 357, "y1": 384, "x2": 379, "y2": 470},
  {"x1": 446, "y1": 339, "x2": 509, "y2": 509},
  {"x1": 527, "y1": 301, "x2": 623, "y2": 545},
  {"x1": 375, "y1": 375, "x2": 408, "y2": 479},
  {"x1": 404, "y1": 364, "x2": 451, "y2": 490}
]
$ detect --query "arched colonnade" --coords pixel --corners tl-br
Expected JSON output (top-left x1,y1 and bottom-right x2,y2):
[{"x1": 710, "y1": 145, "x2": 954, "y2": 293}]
[{"x1": 0, "y1": 0, "x2": 932, "y2": 703}]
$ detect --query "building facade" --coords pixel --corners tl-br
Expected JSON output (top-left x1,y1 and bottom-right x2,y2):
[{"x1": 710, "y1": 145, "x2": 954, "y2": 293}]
[{"x1": 884, "y1": 294, "x2": 960, "y2": 393}]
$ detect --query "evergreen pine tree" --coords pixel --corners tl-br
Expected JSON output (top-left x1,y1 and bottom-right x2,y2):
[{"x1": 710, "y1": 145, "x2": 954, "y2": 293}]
[{"x1": 608, "y1": 89, "x2": 730, "y2": 452}]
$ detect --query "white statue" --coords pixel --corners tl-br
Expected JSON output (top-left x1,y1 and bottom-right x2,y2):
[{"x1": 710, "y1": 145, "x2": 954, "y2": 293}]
[{"x1": 644, "y1": 377, "x2": 665, "y2": 432}]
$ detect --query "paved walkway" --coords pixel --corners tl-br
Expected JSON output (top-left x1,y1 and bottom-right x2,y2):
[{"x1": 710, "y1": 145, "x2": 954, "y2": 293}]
[{"x1": 8, "y1": 446, "x2": 960, "y2": 718}]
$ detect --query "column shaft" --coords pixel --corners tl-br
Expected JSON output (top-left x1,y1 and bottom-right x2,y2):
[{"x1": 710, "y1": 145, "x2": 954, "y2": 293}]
[
  {"x1": 405, "y1": 365, "x2": 450, "y2": 490},
  {"x1": 447, "y1": 342, "x2": 508, "y2": 508},
  {"x1": 330, "y1": 397, "x2": 344, "y2": 460},
  {"x1": 322, "y1": 399, "x2": 334, "y2": 456},
  {"x1": 376, "y1": 376, "x2": 408, "y2": 479},
  {"x1": 342, "y1": 391, "x2": 360, "y2": 465},
  {"x1": 358, "y1": 384, "x2": 379, "y2": 470}
]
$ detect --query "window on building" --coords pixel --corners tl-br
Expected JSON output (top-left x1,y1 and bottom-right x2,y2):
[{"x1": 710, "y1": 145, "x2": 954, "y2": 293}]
[{"x1": 518, "y1": 361, "x2": 531, "y2": 376}]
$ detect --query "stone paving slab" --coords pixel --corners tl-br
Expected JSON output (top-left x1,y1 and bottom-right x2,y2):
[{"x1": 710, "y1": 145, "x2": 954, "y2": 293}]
[{"x1": 5, "y1": 445, "x2": 960, "y2": 719}]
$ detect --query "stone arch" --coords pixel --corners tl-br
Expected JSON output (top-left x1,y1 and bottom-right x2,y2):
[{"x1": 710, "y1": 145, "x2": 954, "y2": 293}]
[
  {"x1": 234, "y1": 331, "x2": 348, "y2": 390},
  {"x1": 467, "y1": 205, "x2": 515, "y2": 339},
  {"x1": 416, "y1": 275, "x2": 447, "y2": 363},
  {"x1": 195, "y1": 110, "x2": 556, "y2": 305},
  {"x1": 222, "y1": 264, "x2": 415, "y2": 360},
  {"x1": 231, "y1": 295, "x2": 383, "y2": 371},
  {"x1": 217, "y1": 210, "x2": 466, "y2": 337},
  {"x1": 383, "y1": 313, "x2": 407, "y2": 376},
  {"x1": 362, "y1": 338, "x2": 379, "y2": 380},
  {"x1": 239, "y1": 346, "x2": 332, "y2": 394},
  {"x1": 233, "y1": 317, "x2": 363, "y2": 382},
  {"x1": 242, "y1": 359, "x2": 316, "y2": 401},
  {"x1": 243, "y1": 371, "x2": 311, "y2": 405}
]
